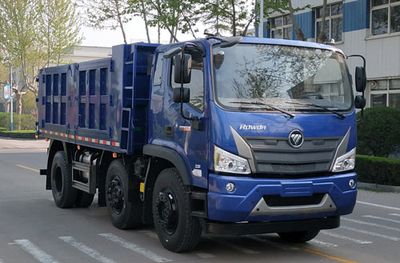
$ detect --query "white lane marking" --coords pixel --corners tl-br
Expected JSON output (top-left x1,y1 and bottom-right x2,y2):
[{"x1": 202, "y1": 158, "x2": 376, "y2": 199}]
[
  {"x1": 341, "y1": 226, "x2": 400, "y2": 241},
  {"x1": 195, "y1": 253, "x2": 215, "y2": 259},
  {"x1": 363, "y1": 215, "x2": 400, "y2": 224},
  {"x1": 390, "y1": 213, "x2": 400, "y2": 218},
  {"x1": 58, "y1": 236, "x2": 116, "y2": 263},
  {"x1": 309, "y1": 239, "x2": 338, "y2": 248},
  {"x1": 210, "y1": 238, "x2": 260, "y2": 254},
  {"x1": 14, "y1": 239, "x2": 61, "y2": 263},
  {"x1": 343, "y1": 218, "x2": 400, "y2": 232},
  {"x1": 357, "y1": 201, "x2": 400, "y2": 211},
  {"x1": 16, "y1": 165, "x2": 39, "y2": 173},
  {"x1": 137, "y1": 230, "x2": 158, "y2": 239},
  {"x1": 98, "y1": 233, "x2": 172, "y2": 263},
  {"x1": 321, "y1": 231, "x2": 372, "y2": 244}
]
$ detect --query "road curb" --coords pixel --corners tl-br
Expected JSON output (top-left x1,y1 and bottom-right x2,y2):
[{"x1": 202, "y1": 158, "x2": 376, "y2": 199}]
[{"x1": 358, "y1": 182, "x2": 400, "y2": 193}]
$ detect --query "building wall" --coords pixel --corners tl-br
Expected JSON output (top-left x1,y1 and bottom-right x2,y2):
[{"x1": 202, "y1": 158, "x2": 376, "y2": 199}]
[{"x1": 264, "y1": 0, "x2": 400, "y2": 109}]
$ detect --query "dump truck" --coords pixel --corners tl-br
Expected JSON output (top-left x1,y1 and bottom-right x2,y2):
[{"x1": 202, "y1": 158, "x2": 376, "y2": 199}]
[{"x1": 37, "y1": 36, "x2": 367, "y2": 252}]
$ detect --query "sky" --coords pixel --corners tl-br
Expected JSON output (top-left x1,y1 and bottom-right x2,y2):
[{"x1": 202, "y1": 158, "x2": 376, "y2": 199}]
[{"x1": 80, "y1": 17, "x2": 201, "y2": 47}]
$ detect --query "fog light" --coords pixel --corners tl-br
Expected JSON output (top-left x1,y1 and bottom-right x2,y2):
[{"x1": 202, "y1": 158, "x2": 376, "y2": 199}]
[
  {"x1": 349, "y1": 179, "x2": 356, "y2": 189},
  {"x1": 226, "y1": 182, "x2": 236, "y2": 193}
]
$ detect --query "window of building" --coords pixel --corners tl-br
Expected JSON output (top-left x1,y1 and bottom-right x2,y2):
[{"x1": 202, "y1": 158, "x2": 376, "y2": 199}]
[
  {"x1": 371, "y1": 0, "x2": 400, "y2": 35},
  {"x1": 315, "y1": 2, "x2": 343, "y2": 42},
  {"x1": 270, "y1": 14, "x2": 293, "y2": 39},
  {"x1": 368, "y1": 79, "x2": 400, "y2": 109}
]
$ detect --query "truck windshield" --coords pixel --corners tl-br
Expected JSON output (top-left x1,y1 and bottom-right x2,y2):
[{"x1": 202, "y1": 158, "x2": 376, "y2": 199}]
[{"x1": 213, "y1": 44, "x2": 353, "y2": 112}]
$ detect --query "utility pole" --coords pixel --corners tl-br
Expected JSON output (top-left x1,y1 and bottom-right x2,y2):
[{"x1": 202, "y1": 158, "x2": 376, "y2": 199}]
[
  {"x1": 9, "y1": 66, "x2": 14, "y2": 131},
  {"x1": 259, "y1": 0, "x2": 264, "y2": 37}
]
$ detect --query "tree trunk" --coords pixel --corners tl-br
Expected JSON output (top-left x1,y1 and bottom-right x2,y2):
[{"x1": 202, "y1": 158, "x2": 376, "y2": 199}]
[
  {"x1": 318, "y1": 0, "x2": 328, "y2": 43},
  {"x1": 158, "y1": 23, "x2": 161, "y2": 43},
  {"x1": 114, "y1": 0, "x2": 127, "y2": 44},
  {"x1": 231, "y1": 0, "x2": 237, "y2": 36},
  {"x1": 140, "y1": 0, "x2": 151, "y2": 43},
  {"x1": 47, "y1": 0, "x2": 51, "y2": 66},
  {"x1": 216, "y1": 0, "x2": 220, "y2": 35}
]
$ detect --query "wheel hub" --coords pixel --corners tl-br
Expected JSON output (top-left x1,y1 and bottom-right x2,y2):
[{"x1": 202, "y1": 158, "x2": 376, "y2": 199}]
[
  {"x1": 156, "y1": 191, "x2": 178, "y2": 234},
  {"x1": 107, "y1": 177, "x2": 124, "y2": 214}
]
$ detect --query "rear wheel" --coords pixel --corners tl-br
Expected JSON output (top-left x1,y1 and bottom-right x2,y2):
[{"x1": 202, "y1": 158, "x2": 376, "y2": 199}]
[
  {"x1": 50, "y1": 151, "x2": 77, "y2": 208},
  {"x1": 105, "y1": 160, "x2": 142, "y2": 229},
  {"x1": 152, "y1": 168, "x2": 201, "y2": 252},
  {"x1": 278, "y1": 230, "x2": 320, "y2": 243}
]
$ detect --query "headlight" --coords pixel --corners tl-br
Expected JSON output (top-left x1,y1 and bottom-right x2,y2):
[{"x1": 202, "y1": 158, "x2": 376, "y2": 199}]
[
  {"x1": 214, "y1": 145, "x2": 251, "y2": 174},
  {"x1": 332, "y1": 148, "x2": 356, "y2": 172}
]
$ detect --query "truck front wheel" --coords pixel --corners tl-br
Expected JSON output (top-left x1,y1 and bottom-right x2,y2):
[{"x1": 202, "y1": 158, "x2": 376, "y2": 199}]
[
  {"x1": 50, "y1": 151, "x2": 77, "y2": 208},
  {"x1": 152, "y1": 168, "x2": 201, "y2": 252},
  {"x1": 278, "y1": 230, "x2": 320, "y2": 243},
  {"x1": 105, "y1": 160, "x2": 142, "y2": 229}
]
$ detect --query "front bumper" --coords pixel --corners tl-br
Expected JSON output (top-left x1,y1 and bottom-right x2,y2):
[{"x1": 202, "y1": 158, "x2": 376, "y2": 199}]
[
  {"x1": 205, "y1": 216, "x2": 340, "y2": 235},
  {"x1": 207, "y1": 172, "x2": 357, "y2": 222}
]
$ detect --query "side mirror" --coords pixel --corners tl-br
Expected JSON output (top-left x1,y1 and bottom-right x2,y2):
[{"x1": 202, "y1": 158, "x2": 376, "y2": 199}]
[
  {"x1": 355, "y1": 95, "x2": 366, "y2": 109},
  {"x1": 174, "y1": 53, "x2": 192, "y2": 84},
  {"x1": 213, "y1": 51, "x2": 225, "y2": 69},
  {"x1": 355, "y1": 67, "x2": 366, "y2": 92},
  {"x1": 173, "y1": 87, "x2": 190, "y2": 103}
]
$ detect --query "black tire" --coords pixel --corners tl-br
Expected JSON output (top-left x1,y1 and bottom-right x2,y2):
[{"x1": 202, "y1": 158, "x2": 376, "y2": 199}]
[
  {"x1": 278, "y1": 230, "x2": 320, "y2": 243},
  {"x1": 50, "y1": 151, "x2": 77, "y2": 208},
  {"x1": 105, "y1": 160, "x2": 142, "y2": 229},
  {"x1": 152, "y1": 168, "x2": 201, "y2": 252},
  {"x1": 75, "y1": 191, "x2": 95, "y2": 208}
]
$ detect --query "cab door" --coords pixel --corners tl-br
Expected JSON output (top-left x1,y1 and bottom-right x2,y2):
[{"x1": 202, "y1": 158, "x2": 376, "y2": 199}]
[{"x1": 164, "y1": 50, "x2": 209, "y2": 189}]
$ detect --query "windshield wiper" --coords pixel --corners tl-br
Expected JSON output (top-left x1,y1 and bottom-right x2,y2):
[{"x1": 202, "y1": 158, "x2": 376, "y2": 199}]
[
  {"x1": 230, "y1": 101, "x2": 295, "y2": 119},
  {"x1": 286, "y1": 101, "x2": 345, "y2": 119}
]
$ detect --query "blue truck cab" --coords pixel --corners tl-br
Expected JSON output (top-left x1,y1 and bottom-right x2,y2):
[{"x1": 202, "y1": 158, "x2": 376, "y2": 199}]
[{"x1": 38, "y1": 36, "x2": 367, "y2": 252}]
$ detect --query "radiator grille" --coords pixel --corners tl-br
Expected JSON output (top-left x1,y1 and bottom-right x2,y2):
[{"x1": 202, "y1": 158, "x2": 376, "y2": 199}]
[{"x1": 244, "y1": 137, "x2": 340, "y2": 175}]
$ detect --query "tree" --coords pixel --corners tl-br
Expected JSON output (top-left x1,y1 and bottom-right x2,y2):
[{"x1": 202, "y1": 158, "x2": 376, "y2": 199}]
[
  {"x1": 0, "y1": 0, "x2": 80, "y2": 129},
  {"x1": 199, "y1": 0, "x2": 256, "y2": 36},
  {"x1": 40, "y1": 0, "x2": 81, "y2": 65},
  {"x1": 144, "y1": 0, "x2": 202, "y2": 43},
  {"x1": 357, "y1": 107, "x2": 400, "y2": 157},
  {"x1": 80, "y1": 0, "x2": 132, "y2": 44},
  {"x1": 128, "y1": 0, "x2": 152, "y2": 43}
]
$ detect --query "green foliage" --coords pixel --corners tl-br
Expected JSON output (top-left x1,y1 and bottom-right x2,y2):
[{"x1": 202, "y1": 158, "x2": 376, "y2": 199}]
[
  {"x1": 356, "y1": 155, "x2": 400, "y2": 186},
  {"x1": 40, "y1": 0, "x2": 81, "y2": 65},
  {"x1": 0, "y1": 112, "x2": 36, "y2": 130},
  {"x1": 198, "y1": 0, "x2": 256, "y2": 36},
  {"x1": 357, "y1": 107, "x2": 400, "y2": 157},
  {"x1": 0, "y1": 64, "x2": 8, "y2": 83},
  {"x1": 21, "y1": 90, "x2": 37, "y2": 115},
  {"x1": 0, "y1": 0, "x2": 80, "y2": 95},
  {"x1": 141, "y1": 0, "x2": 202, "y2": 42}
]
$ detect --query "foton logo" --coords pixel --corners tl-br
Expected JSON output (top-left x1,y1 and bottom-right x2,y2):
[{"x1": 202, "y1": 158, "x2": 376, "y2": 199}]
[{"x1": 239, "y1": 124, "x2": 267, "y2": 131}]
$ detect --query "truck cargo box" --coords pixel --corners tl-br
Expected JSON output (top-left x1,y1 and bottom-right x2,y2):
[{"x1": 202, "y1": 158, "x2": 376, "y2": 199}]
[{"x1": 38, "y1": 43, "x2": 159, "y2": 154}]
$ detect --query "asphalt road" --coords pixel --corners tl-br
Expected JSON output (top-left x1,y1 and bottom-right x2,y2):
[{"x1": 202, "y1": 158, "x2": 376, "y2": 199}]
[{"x1": 0, "y1": 141, "x2": 400, "y2": 263}]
